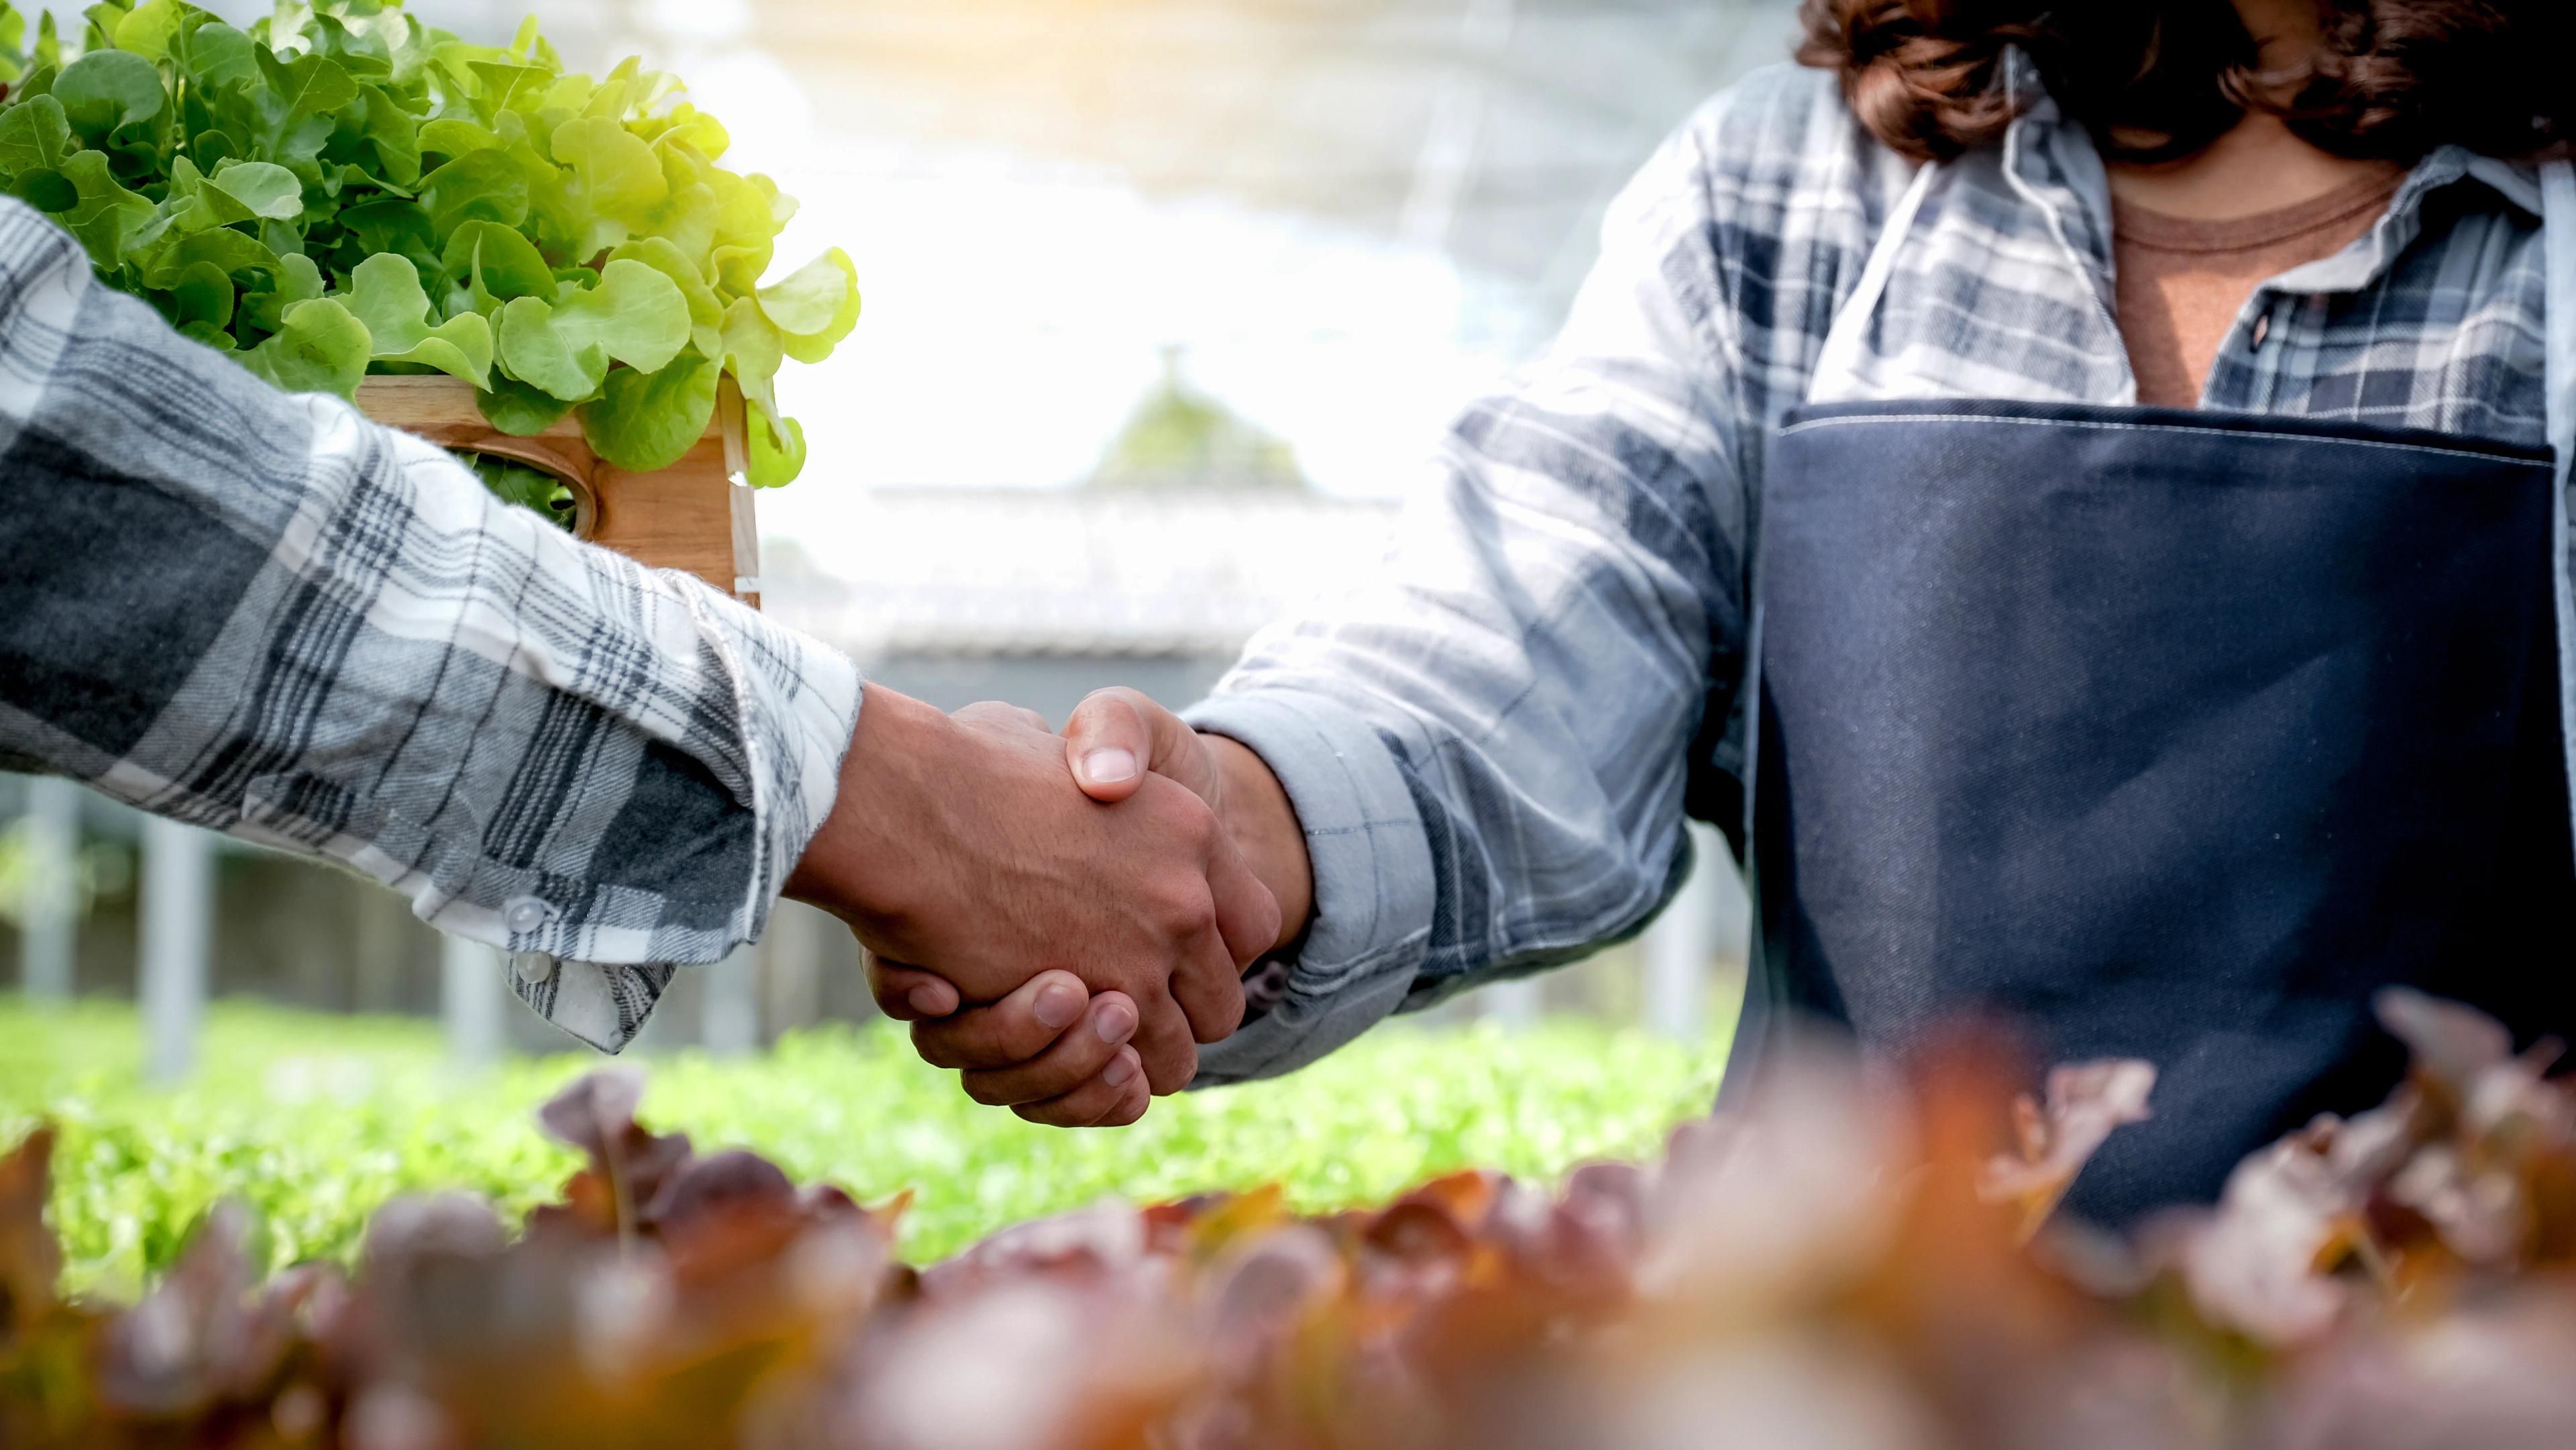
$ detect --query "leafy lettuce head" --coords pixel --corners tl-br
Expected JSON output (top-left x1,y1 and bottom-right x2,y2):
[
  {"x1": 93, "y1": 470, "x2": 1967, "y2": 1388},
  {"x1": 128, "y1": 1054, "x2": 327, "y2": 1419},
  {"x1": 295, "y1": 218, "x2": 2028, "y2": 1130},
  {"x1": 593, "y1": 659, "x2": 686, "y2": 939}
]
[{"x1": 0, "y1": 0, "x2": 855, "y2": 486}]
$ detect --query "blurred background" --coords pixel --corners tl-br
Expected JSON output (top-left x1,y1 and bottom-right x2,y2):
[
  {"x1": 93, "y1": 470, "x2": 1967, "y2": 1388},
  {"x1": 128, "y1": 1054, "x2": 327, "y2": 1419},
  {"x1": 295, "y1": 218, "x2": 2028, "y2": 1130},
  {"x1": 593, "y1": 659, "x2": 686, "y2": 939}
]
[{"x1": 2, "y1": 0, "x2": 1803, "y2": 1072}]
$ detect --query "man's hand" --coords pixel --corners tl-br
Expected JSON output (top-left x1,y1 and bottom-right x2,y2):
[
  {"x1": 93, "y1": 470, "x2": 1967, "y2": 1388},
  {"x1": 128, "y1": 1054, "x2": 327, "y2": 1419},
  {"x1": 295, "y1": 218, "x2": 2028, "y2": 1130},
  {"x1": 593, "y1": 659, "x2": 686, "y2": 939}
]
[
  {"x1": 784, "y1": 685, "x2": 1281, "y2": 1100},
  {"x1": 871, "y1": 688, "x2": 1316, "y2": 1119}
]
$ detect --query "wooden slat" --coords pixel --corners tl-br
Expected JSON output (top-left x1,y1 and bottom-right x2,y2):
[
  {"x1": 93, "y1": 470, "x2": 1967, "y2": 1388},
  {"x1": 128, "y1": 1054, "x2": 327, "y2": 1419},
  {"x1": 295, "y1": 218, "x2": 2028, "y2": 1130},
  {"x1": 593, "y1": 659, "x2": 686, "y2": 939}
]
[
  {"x1": 716, "y1": 381, "x2": 749, "y2": 477},
  {"x1": 354, "y1": 377, "x2": 757, "y2": 607},
  {"x1": 729, "y1": 475, "x2": 763, "y2": 610},
  {"x1": 590, "y1": 436, "x2": 740, "y2": 594},
  {"x1": 354, "y1": 376, "x2": 590, "y2": 444}
]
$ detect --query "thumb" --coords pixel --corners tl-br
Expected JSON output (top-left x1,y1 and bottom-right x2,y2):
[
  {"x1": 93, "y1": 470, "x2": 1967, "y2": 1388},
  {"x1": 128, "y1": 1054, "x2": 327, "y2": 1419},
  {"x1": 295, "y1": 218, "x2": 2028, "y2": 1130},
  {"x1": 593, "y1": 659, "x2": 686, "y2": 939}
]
[{"x1": 1062, "y1": 687, "x2": 1217, "y2": 805}]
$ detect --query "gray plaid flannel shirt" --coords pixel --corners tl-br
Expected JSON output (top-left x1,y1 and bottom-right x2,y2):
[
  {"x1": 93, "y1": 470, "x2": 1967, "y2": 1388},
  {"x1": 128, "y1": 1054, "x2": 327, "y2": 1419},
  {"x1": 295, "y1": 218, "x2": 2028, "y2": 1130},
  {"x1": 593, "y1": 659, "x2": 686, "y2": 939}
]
[
  {"x1": 0, "y1": 199, "x2": 861, "y2": 1053},
  {"x1": 1187, "y1": 59, "x2": 2565, "y2": 1084}
]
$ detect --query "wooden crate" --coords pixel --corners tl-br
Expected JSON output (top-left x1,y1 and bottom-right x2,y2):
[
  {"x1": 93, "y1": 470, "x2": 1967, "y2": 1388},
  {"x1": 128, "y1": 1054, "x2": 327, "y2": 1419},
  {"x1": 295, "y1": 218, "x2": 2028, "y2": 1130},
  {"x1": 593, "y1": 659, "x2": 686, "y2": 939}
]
[{"x1": 355, "y1": 376, "x2": 761, "y2": 609}]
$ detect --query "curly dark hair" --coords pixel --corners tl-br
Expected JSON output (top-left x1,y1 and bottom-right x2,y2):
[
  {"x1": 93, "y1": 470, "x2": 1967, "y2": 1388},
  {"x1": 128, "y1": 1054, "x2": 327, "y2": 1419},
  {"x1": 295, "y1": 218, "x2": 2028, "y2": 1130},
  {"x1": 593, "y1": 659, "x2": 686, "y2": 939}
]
[{"x1": 1796, "y1": 1, "x2": 2571, "y2": 165}]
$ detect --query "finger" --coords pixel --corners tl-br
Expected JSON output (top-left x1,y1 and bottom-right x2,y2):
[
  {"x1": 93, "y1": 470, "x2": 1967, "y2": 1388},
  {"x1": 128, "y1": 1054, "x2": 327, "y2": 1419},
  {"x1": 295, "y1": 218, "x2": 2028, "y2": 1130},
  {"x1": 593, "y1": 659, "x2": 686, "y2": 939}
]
[
  {"x1": 966, "y1": 994, "x2": 1141, "y2": 1106},
  {"x1": 955, "y1": 700, "x2": 1051, "y2": 733},
  {"x1": 1205, "y1": 831, "x2": 1283, "y2": 971},
  {"x1": 957, "y1": 992, "x2": 1140, "y2": 1104},
  {"x1": 909, "y1": 970, "x2": 1092, "y2": 1070},
  {"x1": 1130, "y1": 993, "x2": 1200, "y2": 1094},
  {"x1": 1167, "y1": 915, "x2": 1248, "y2": 1046},
  {"x1": 867, "y1": 954, "x2": 960, "y2": 1021},
  {"x1": 1091, "y1": 1055, "x2": 1153, "y2": 1127},
  {"x1": 1012, "y1": 1046, "x2": 1149, "y2": 1129},
  {"x1": 1063, "y1": 688, "x2": 1214, "y2": 804}
]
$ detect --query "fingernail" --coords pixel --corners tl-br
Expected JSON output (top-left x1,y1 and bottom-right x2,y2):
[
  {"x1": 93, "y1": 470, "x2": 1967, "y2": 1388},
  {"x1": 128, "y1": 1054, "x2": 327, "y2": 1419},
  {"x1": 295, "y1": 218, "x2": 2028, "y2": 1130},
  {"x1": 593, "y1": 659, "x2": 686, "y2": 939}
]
[
  {"x1": 1102, "y1": 1053, "x2": 1138, "y2": 1088},
  {"x1": 1034, "y1": 982, "x2": 1083, "y2": 1029},
  {"x1": 1095, "y1": 998, "x2": 1138, "y2": 1044},
  {"x1": 907, "y1": 984, "x2": 948, "y2": 1015},
  {"x1": 1081, "y1": 747, "x2": 1138, "y2": 786}
]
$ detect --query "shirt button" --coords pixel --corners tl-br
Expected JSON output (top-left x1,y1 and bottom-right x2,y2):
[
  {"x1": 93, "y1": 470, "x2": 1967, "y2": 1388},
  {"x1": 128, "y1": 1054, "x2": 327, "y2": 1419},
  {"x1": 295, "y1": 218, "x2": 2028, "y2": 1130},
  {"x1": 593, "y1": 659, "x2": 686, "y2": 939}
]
[
  {"x1": 503, "y1": 896, "x2": 553, "y2": 934},
  {"x1": 513, "y1": 952, "x2": 557, "y2": 986}
]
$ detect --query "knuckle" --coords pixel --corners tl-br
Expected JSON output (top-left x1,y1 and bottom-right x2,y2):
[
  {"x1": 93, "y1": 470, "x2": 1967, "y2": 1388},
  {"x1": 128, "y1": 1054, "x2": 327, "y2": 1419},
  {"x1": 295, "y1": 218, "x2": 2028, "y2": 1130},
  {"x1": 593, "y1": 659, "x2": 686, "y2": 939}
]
[
  {"x1": 1072, "y1": 688, "x2": 1132, "y2": 733},
  {"x1": 1193, "y1": 996, "x2": 1245, "y2": 1045},
  {"x1": 1043, "y1": 1094, "x2": 1101, "y2": 1129},
  {"x1": 1174, "y1": 799, "x2": 1220, "y2": 851},
  {"x1": 1140, "y1": 778, "x2": 1215, "y2": 837},
  {"x1": 1145, "y1": 880, "x2": 1217, "y2": 941},
  {"x1": 1146, "y1": 1045, "x2": 1199, "y2": 1095},
  {"x1": 1083, "y1": 964, "x2": 1152, "y2": 1006},
  {"x1": 909, "y1": 1023, "x2": 965, "y2": 1070},
  {"x1": 989, "y1": 1016, "x2": 1045, "y2": 1061},
  {"x1": 962, "y1": 1074, "x2": 1014, "y2": 1107},
  {"x1": 1057, "y1": 1086, "x2": 1112, "y2": 1127}
]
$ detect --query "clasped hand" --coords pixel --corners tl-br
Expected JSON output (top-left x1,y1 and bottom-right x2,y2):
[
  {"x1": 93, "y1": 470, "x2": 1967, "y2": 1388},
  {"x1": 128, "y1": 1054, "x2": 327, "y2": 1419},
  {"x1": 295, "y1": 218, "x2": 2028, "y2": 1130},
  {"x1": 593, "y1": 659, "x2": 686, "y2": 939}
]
[{"x1": 785, "y1": 684, "x2": 1305, "y2": 1127}]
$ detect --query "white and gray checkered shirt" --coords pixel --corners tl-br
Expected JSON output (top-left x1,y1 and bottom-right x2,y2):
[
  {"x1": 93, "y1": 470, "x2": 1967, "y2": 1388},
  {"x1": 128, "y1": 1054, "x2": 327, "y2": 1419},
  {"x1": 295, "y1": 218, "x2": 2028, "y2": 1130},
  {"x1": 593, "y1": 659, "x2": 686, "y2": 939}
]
[
  {"x1": 0, "y1": 201, "x2": 861, "y2": 1053},
  {"x1": 1187, "y1": 58, "x2": 2571, "y2": 1084}
]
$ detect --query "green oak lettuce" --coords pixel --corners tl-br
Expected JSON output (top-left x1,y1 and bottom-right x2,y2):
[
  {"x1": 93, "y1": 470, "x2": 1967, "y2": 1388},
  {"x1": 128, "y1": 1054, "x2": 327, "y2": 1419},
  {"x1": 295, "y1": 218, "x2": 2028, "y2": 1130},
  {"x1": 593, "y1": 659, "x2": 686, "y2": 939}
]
[
  {"x1": 0, "y1": 996, "x2": 1731, "y2": 1290},
  {"x1": 0, "y1": 0, "x2": 851, "y2": 485}
]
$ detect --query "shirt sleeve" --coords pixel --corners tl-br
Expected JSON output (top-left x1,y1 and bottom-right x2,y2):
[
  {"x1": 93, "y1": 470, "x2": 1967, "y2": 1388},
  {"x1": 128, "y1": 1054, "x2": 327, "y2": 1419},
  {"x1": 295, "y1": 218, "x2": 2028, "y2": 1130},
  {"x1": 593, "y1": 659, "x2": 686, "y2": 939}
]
[
  {"x1": 0, "y1": 200, "x2": 861, "y2": 1053},
  {"x1": 1183, "y1": 112, "x2": 1754, "y2": 1084}
]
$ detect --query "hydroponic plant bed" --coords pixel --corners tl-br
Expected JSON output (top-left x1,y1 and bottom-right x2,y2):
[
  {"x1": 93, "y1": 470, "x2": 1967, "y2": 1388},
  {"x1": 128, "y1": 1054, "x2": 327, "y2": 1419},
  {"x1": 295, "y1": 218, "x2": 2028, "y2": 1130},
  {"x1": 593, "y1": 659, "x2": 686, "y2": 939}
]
[
  {"x1": 4, "y1": 989, "x2": 2573, "y2": 1449},
  {"x1": 0, "y1": 997, "x2": 1733, "y2": 1289}
]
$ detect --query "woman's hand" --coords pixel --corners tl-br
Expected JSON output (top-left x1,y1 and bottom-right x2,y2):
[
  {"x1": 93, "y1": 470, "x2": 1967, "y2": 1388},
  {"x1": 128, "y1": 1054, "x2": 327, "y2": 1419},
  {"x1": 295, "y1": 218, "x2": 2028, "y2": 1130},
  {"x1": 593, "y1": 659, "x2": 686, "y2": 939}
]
[
  {"x1": 869, "y1": 689, "x2": 1314, "y2": 1124},
  {"x1": 1055, "y1": 688, "x2": 1312, "y2": 953}
]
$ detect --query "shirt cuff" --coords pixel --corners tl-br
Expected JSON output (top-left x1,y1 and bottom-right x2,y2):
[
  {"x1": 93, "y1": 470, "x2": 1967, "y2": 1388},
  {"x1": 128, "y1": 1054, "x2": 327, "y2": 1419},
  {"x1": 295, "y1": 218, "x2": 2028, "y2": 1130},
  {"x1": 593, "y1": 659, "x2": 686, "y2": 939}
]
[
  {"x1": 498, "y1": 575, "x2": 860, "y2": 1055},
  {"x1": 507, "y1": 956, "x2": 676, "y2": 1055},
  {"x1": 681, "y1": 582, "x2": 867, "y2": 955},
  {"x1": 1181, "y1": 688, "x2": 1437, "y2": 1084}
]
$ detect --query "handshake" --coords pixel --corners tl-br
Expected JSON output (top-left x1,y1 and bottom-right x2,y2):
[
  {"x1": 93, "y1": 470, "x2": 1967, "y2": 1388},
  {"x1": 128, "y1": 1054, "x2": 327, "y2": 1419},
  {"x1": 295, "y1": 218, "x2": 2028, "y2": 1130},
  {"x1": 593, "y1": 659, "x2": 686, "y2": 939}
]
[{"x1": 782, "y1": 683, "x2": 1311, "y2": 1127}]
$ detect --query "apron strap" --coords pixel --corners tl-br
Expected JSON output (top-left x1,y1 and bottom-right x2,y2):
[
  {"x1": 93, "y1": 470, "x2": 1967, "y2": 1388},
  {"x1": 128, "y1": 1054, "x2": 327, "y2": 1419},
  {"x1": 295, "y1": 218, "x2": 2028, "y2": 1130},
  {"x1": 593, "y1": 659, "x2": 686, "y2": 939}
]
[
  {"x1": 1809, "y1": 161, "x2": 1940, "y2": 401},
  {"x1": 2544, "y1": 160, "x2": 2576, "y2": 821},
  {"x1": 1736, "y1": 160, "x2": 1941, "y2": 1112}
]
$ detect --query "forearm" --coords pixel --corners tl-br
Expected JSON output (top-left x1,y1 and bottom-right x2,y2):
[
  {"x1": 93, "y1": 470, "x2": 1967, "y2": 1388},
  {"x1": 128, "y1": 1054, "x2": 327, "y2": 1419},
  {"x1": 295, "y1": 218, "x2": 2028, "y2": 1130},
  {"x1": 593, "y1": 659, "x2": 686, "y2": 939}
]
[
  {"x1": 1182, "y1": 121, "x2": 1750, "y2": 1082},
  {"x1": 0, "y1": 201, "x2": 861, "y2": 1049},
  {"x1": 784, "y1": 682, "x2": 966, "y2": 936}
]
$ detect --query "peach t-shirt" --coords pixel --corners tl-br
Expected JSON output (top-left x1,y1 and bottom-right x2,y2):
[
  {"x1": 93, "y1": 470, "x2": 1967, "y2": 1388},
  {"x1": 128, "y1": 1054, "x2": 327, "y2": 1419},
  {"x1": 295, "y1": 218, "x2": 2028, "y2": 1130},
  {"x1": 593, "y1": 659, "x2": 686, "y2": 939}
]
[{"x1": 2113, "y1": 169, "x2": 2406, "y2": 409}]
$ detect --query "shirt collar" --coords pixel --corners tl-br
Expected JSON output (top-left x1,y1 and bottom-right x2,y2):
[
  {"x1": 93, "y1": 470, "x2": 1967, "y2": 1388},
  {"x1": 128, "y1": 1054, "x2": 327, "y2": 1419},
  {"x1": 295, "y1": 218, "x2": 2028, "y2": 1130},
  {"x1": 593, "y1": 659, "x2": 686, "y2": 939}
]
[{"x1": 1996, "y1": 47, "x2": 2542, "y2": 300}]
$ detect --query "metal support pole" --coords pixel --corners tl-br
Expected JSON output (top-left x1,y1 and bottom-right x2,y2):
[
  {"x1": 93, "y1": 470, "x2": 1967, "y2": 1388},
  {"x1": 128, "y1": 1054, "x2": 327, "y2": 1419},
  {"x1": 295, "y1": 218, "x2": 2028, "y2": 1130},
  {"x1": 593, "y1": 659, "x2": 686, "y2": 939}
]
[
  {"x1": 19, "y1": 776, "x2": 79, "y2": 1001},
  {"x1": 1644, "y1": 823, "x2": 1728, "y2": 1043},
  {"x1": 441, "y1": 933, "x2": 506, "y2": 1067},
  {"x1": 139, "y1": 817, "x2": 212, "y2": 1084},
  {"x1": 1395, "y1": 0, "x2": 1515, "y2": 255},
  {"x1": 702, "y1": 945, "x2": 760, "y2": 1056},
  {"x1": 1484, "y1": 977, "x2": 1542, "y2": 1030},
  {"x1": 761, "y1": 902, "x2": 824, "y2": 1038}
]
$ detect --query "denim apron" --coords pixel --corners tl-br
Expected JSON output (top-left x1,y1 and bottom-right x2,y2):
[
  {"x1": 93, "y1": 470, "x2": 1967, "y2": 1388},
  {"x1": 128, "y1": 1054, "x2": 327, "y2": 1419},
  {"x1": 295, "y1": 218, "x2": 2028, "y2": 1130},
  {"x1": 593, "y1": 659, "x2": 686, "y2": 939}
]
[{"x1": 1733, "y1": 160, "x2": 2576, "y2": 1223}]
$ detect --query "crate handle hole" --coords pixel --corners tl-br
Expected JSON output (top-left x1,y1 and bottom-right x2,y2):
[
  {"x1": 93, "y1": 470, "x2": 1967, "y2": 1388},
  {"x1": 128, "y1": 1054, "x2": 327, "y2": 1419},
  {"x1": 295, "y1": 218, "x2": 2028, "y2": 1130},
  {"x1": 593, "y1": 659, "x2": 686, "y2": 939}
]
[{"x1": 455, "y1": 442, "x2": 597, "y2": 539}]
